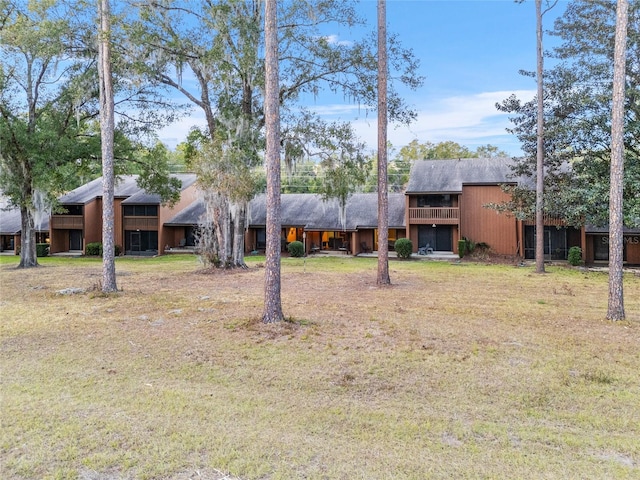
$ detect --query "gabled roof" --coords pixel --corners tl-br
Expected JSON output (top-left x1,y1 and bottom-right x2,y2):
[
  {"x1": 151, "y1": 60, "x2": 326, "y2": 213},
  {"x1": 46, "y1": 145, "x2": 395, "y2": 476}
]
[
  {"x1": 58, "y1": 176, "x2": 141, "y2": 204},
  {"x1": 122, "y1": 174, "x2": 197, "y2": 204},
  {"x1": 58, "y1": 174, "x2": 197, "y2": 205},
  {"x1": 164, "y1": 198, "x2": 206, "y2": 226},
  {"x1": 249, "y1": 193, "x2": 405, "y2": 230},
  {"x1": 0, "y1": 196, "x2": 50, "y2": 234},
  {"x1": 167, "y1": 192, "x2": 406, "y2": 230},
  {"x1": 405, "y1": 157, "x2": 516, "y2": 194},
  {"x1": 585, "y1": 225, "x2": 640, "y2": 234}
]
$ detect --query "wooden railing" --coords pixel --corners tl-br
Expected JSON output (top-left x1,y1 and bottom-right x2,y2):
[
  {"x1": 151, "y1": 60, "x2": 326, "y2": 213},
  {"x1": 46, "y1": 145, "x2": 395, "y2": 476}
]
[
  {"x1": 408, "y1": 207, "x2": 459, "y2": 224},
  {"x1": 523, "y1": 215, "x2": 566, "y2": 226},
  {"x1": 50, "y1": 215, "x2": 83, "y2": 229},
  {"x1": 123, "y1": 216, "x2": 159, "y2": 230}
]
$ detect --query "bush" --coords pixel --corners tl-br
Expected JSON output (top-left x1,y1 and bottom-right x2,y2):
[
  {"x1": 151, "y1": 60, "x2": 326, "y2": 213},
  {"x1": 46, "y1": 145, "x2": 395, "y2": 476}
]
[
  {"x1": 394, "y1": 238, "x2": 413, "y2": 259},
  {"x1": 36, "y1": 243, "x2": 49, "y2": 257},
  {"x1": 86, "y1": 242, "x2": 102, "y2": 256},
  {"x1": 568, "y1": 246, "x2": 582, "y2": 266},
  {"x1": 458, "y1": 239, "x2": 467, "y2": 258},
  {"x1": 86, "y1": 242, "x2": 122, "y2": 257},
  {"x1": 287, "y1": 240, "x2": 304, "y2": 257}
]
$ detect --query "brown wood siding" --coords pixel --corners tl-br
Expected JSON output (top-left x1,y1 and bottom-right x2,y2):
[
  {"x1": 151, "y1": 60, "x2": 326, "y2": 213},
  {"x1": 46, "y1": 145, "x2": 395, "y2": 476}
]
[
  {"x1": 159, "y1": 184, "x2": 199, "y2": 253},
  {"x1": 51, "y1": 215, "x2": 84, "y2": 229},
  {"x1": 626, "y1": 238, "x2": 640, "y2": 264},
  {"x1": 460, "y1": 185, "x2": 517, "y2": 256},
  {"x1": 123, "y1": 217, "x2": 158, "y2": 230},
  {"x1": 84, "y1": 200, "x2": 102, "y2": 247}
]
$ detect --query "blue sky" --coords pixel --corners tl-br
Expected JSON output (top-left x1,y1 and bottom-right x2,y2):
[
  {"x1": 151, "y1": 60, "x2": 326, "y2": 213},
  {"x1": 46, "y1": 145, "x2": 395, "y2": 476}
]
[{"x1": 159, "y1": 0, "x2": 569, "y2": 157}]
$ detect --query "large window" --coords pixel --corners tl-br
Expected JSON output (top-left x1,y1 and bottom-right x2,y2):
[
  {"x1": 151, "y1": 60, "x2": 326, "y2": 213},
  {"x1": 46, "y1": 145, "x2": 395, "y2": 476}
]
[
  {"x1": 417, "y1": 194, "x2": 452, "y2": 208},
  {"x1": 125, "y1": 230, "x2": 158, "y2": 255},
  {"x1": 123, "y1": 205, "x2": 158, "y2": 216},
  {"x1": 61, "y1": 205, "x2": 82, "y2": 215},
  {"x1": 593, "y1": 235, "x2": 627, "y2": 262}
]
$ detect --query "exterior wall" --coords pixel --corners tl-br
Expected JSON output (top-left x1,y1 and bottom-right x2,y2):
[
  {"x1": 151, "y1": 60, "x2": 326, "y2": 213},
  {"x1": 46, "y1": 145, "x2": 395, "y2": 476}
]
[
  {"x1": 459, "y1": 185, "x2": 518, "y2": 256},
  {"x1": 49, "y1": 229, "x2": 67, "y2": 254},
  {"x1": 114, "y1": 198, "x2": 124, "y2": 250},
  {"x1": 627, "y1": 237, "x2": 640, "y2": 264},
  {"x1": 84, "y1": 199, "x2": 103, "y2": 250},
  {"x1": 158, "y1": 184, "x2": 199, "y2": 253},
  {"x1": 585, "y1": 233, "x2": 640, "y2": 265}
]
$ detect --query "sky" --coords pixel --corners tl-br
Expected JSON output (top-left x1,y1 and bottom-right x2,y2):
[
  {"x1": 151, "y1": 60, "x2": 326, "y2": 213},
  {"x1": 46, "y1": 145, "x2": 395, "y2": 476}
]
[{"x1": 158, "y1": 0, "x2": 570, "y2": 157}]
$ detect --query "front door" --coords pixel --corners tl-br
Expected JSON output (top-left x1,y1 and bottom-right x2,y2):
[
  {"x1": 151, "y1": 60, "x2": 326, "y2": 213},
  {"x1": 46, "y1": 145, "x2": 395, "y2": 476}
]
[
  {"x1": 129, "y1": 231, "x2": 141, "y2": 253},
  {"x1": 69, "y1": 230, "x2": 83, "y2": 251}
]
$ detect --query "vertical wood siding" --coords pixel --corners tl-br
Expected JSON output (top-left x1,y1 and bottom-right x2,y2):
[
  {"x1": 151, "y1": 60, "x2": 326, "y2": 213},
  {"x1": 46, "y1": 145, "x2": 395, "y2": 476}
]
[{"x1": 460, "y1": 185, "x2": 518, "y2": 256}]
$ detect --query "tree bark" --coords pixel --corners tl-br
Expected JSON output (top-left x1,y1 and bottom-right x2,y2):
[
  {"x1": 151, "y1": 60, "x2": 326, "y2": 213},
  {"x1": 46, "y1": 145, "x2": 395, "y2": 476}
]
[
  {"x1": 18, "y1": 204, "x2": 38, "y2": 268},
  {"x1": 607, "y1": 0, "x2": 628, "y2": 321},
  {"x1": 98, "y1": 0, "x2": 117, "y2": 293},
  {"x1": 535, "y1": 0, "x2": 546, "y2": 274},
  {"x1": 262, "y1": 0, "x2": 284, "y2": 323},
  {"x1": 376, "y1": 0, "x2": 390, "y2": 286}
]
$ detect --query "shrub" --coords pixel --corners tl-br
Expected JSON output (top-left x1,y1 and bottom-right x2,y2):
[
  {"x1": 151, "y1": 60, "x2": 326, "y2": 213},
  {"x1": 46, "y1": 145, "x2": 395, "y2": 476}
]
[
  {"x1": 36, "y1": 243, "x2": 49, "y2": 257},
  {"x1": 86, "y1": 242, "x2": 102, "y2": 256},
  {"x1": 114, "y1": 244, "x2": 122, "y2": 257},
  {"x1": 568, "y1": 246, "x2": 582, "y2": 266},
  {"x1": 287, "y1": 240, "x2": 304, "y2": 257},
  {"x1": 458, "y1": 239, "x2": 467, "y2": 258},
  {"x1": 394, "y1": 238, "x2": 413, "y2": 259}
]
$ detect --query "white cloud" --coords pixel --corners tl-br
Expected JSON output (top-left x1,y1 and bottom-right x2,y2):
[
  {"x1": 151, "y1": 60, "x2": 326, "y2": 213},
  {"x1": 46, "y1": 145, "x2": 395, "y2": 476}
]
[
  {"x1": 334, "y1": 90, "x2": 536, "y2": 155},
  {"x1": 158, "y1": 90, "x2": 536, "y2": 156},
  {"x1": 320, "y1": 34, "x2": 353, "y2": 47}
]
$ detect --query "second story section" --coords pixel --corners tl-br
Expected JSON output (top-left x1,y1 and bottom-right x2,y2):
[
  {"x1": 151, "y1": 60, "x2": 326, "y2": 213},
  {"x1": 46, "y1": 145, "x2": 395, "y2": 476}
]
[{"x1": 405, "y1": 157, "x2": 515, "y2": 226}]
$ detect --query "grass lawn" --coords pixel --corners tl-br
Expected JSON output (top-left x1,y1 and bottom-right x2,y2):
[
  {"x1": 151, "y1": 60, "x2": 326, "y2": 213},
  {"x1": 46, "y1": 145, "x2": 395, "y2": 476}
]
[{"x1": 1, "y1": 254, "x2": 639, "y2": 479}]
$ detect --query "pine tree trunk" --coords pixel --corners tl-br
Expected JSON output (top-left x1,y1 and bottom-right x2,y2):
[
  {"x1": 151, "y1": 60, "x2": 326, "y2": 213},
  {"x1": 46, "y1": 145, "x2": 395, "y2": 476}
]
[
  {"x1": 607, "y1": 0, "x2": 628, "y2": 321},
  {"x1": 98, "y1": 0, "x2": 117, "y2": 293},
  {"x1": 376, "y1": 0, "x2": 390, "y2": 286},
  {"x1": 262, "y1": 0, "x2": 284, "y2": 323},
  {"x1": 535, "y1": 0, "x2": 546, "y2": 274}
]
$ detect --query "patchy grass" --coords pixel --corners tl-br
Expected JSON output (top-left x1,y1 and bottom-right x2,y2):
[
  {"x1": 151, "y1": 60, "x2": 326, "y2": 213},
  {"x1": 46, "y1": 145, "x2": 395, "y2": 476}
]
[{"x1": 1, "y1": 255, "x2": 639, "y2": 479}]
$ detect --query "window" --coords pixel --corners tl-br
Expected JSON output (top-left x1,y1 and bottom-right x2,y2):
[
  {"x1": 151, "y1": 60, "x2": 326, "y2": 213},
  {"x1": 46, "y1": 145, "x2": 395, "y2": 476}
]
[
  {"x1": 123, "y1": 205, "x2": 158, "y2": 216},
  {"x1": 417, "y1": 194, "x2": 452, "y2": 207},
  {"x1": 61, "y1": 205, "x2": 82, "y2": 215}
]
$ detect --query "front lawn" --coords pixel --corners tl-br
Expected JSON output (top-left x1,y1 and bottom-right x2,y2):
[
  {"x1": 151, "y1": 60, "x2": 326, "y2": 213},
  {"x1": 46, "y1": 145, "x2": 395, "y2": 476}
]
[{"x1": 1, "y1": 256, "x2": 639, "y2": 479}]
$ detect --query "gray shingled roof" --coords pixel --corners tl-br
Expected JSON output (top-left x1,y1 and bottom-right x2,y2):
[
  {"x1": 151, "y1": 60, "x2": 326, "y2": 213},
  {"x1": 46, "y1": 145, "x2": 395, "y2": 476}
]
[
  {"x1": 585, "y1": 225, "x2": 640, "y2": 234},
  {"x1": 248, "y1": 193, "x2": 405, "y2": 230},
  {"x1": 58, "y1": 174, "x2": 197, "y2": 205},
  {"x1": 122, "y1": 174, "x2": 197, "y2": 204},
  {"x1": 164, "y1": 198, "x2": 206, "y2": 226},
  {"x1": 405, "y1": 157, "x2": 516, "y2": 194},
  {"x1": 0, "y1": 196, "x2": 50, "y2": 234},
  {"x1": 58, "y1": 176, "x2": 141, "y2": 204},
  {"x1": 168, "y1": 192, "x2": 405, "y2": 230}
]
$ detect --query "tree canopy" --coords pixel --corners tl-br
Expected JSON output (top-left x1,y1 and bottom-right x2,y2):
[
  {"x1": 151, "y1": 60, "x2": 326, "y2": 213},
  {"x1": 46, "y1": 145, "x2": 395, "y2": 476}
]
[{"x1": 497, "y1": 0, "x2": 640, "y2": 227}]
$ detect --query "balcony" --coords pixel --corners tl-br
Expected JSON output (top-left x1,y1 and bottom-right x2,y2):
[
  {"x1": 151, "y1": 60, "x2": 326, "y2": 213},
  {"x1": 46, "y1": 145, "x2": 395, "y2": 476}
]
[
  {"x1": 51, "y1": 215, "x2": 83, "y2": 229},
  {"x1": 124, "y1": 216, "x2": 159, "y2": 230},
  {"x1": 408, "y1": 207, "x2": 459, "y2": 225}
]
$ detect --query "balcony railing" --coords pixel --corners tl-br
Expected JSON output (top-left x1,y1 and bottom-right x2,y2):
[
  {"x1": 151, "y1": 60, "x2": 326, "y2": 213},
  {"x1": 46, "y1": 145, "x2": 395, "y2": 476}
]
[
  {"x1": 51, "y1": 215, "x2": 83, "y2": 229},
  {"x1": 408, "y1": 207, "x2": 459, "y2": 224},
  {"x1": 123, "y1": 216, "x2": 158, "y2": 230},
  {"x1": 523, "y1": 215, "x2": 566, "y2": 226}
]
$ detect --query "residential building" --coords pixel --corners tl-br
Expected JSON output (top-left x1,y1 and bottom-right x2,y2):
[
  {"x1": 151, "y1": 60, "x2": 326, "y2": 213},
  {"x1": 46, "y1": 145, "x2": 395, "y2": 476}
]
[
  {"x1": 49, "y1": 174, "x2": 197, "y2": 255},
  {"x1": 41, "y1": 159, "x2": 640, "y2": 265}
]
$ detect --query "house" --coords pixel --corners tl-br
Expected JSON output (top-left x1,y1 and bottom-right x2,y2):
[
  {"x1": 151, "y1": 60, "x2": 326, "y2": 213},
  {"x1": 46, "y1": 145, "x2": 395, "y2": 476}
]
[
  {"x1": 49, "y1": 174, "x2": 198, "y2": 255},
  {"x1": 405, "y1": 157, "x2": 583, "y2": 259},
  {"x1": 245, "y1": 193, "x2": 406, "y2": 254},
  {"x1": 584, "y1": 225, "x2": 640, "y2": 265},
  {"x1": 45, "y1": 159, "x2": 640, "y2": 265},
  {"x1": 0, "y1": 196, "x2": 50, "y2": 253}
]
